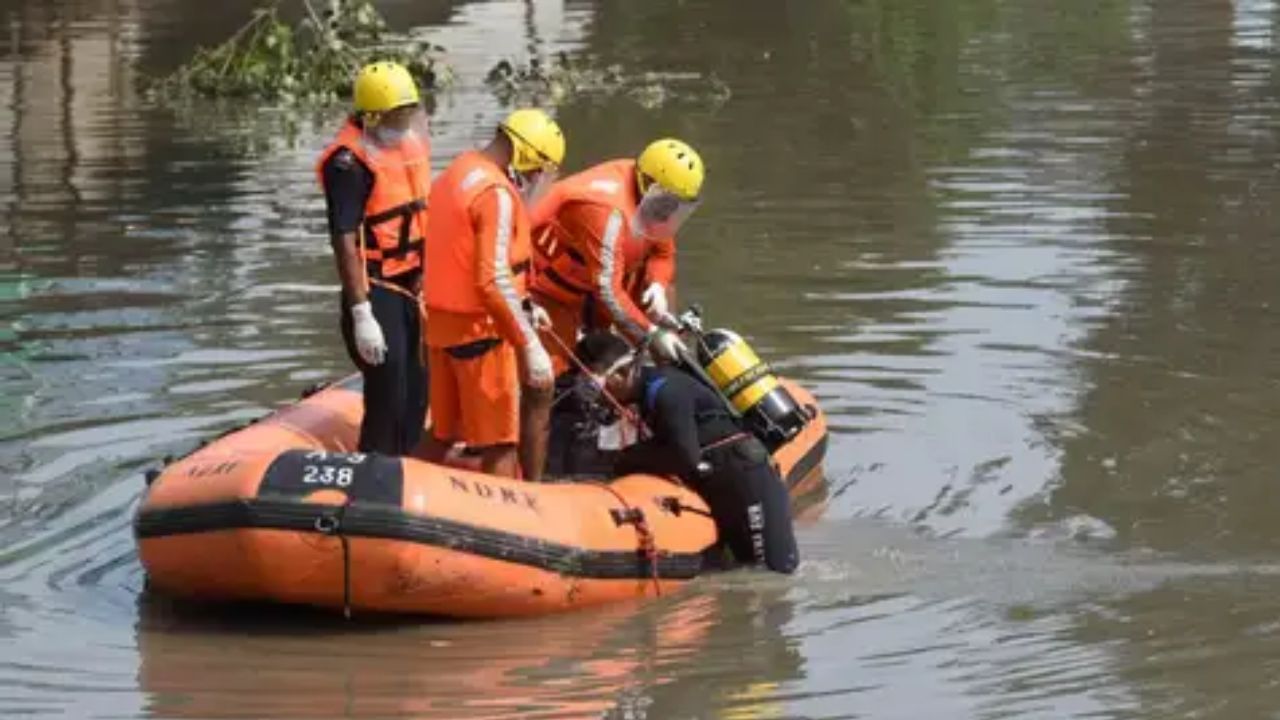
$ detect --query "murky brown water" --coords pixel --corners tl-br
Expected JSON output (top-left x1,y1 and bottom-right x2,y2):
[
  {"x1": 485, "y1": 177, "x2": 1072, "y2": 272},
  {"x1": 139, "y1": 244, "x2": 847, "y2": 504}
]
[{"x1": 4, "y1": 0, "x2": 1280, "y2": 717}]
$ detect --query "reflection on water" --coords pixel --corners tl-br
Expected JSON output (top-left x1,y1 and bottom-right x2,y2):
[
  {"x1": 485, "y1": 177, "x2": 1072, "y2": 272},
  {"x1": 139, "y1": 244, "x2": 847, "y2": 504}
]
[
  {"x1": 130, "y1": 584, "x2": 808, "y2": 719},
  {"x1": 3, "y1": 0, "x2": 1280, "y2": 717},
  {"x1": 1025, "y1": 0, "x2": 1280, "y2": 558}
]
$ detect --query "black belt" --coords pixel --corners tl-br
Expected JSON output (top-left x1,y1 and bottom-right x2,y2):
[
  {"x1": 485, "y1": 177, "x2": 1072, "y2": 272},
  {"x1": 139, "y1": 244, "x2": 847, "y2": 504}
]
[{"x1": 444, "y1": 337, "x2": 502, "y2": 360}]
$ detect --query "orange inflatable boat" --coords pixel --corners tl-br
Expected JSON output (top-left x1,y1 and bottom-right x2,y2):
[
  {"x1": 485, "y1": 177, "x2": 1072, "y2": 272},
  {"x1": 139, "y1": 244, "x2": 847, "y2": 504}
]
[{"x1": 134, "y1": 372, "x2": 827, "y2": 619}]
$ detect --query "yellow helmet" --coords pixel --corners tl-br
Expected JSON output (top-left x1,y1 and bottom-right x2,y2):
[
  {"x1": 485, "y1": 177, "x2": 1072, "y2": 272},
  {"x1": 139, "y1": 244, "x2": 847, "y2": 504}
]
[
  {"x1": 353, "y1": 61, "x2": 421, "y2": 114},
  {"x1": 499, "y1": 109, "x2": 566, "y2": 173},
  {"x1": 636, "y1": 138, "x2": 704, "y2": 201}
]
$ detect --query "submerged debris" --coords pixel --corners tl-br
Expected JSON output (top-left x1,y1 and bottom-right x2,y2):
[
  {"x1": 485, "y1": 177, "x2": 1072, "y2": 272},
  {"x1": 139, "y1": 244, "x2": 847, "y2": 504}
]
[
  {"x1": 485, "y1": 52, "x2": 732, "y2": 110},
  {"x1": 148, "y1": 0, "x2": 452, "y2": 107}
]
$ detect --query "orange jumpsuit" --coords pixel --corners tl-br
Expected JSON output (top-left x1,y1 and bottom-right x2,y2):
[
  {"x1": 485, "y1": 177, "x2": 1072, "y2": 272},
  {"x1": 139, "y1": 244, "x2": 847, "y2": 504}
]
[
  {"x1": 528, "y1": 159, "x2": 676, "y2": 375},
  {"x1": 423, "y1": 151, "x2": 536, "y2": 446}
]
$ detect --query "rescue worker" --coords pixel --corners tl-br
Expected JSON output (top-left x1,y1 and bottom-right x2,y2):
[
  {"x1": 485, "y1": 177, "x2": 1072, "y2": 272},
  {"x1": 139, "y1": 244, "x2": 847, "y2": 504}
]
[
  {"x1": 421, "y1": 109, "x2": 565, "y2": 481},
  {"x1": 528, "y1": 139, "x2": 705, "y2": 375},
  {"x1": 316, "y1": 61, "x2": 431, "y2": 455},
  {"x1": 579, "y1": 332, "x2": 800, "y2": 574}
]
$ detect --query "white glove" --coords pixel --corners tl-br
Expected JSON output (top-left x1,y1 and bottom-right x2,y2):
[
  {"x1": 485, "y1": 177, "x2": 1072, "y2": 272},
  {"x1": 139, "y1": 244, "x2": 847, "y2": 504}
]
[
  {"x1": 640, "y1": 282, "x2": 668, "y2": 320},
  {"x1": 527, "y1": 302, "x2": 552, "y2": 330},
  {"x1": 521, "y1": 341, "x2": 554, "y2": 390},
  {"x1": 647, "y1": 327, "x2": 687, "y2": 363},
  {"x1": 350, "y1": 301, "x2": 387, "y2": 366}
]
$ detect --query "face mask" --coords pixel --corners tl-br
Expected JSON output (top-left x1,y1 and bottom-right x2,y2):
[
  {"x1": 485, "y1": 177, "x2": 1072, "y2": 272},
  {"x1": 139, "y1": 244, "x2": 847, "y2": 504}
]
[
  {"x1": 630, "y1": 184, "x2": 700, "y2": 239},
  {"x1": 369, "y1": 125, "x2": 409, "y2": 148},
  {"x1": 599, "y1": 353, "x2": 636, "y2": 387},
  {"x1": 509, "y1": 166, "x2": 557, "y2": 204},
  {"x1": 593, "y1": 348, "x2": 640, "y2": 394}
]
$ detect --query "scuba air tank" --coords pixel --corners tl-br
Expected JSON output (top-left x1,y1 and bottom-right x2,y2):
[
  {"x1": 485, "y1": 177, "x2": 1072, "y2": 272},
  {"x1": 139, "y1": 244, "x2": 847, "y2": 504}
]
[{"x1": 695, "y1": 328, "x2": 809, "y2": 450}]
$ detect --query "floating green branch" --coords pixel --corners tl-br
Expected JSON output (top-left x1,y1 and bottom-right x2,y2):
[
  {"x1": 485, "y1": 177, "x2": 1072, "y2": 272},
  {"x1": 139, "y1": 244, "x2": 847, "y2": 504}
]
[
  {"x1": 152, "y1": 0, "x2": 733, "y2": 113},
  {"x1": 148, "y1": 0, "x2": 452, "y2": 107}
]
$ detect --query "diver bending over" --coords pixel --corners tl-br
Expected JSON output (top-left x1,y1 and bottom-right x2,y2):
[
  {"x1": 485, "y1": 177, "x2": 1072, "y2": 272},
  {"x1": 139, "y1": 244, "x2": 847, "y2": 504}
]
[{"x1": 574, "y1": 331, "x2": 799, "y2": 574}]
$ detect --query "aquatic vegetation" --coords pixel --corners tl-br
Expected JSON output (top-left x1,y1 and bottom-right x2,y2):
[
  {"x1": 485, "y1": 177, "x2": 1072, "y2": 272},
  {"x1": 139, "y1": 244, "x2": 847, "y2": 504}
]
[
  {"x1": 485, "y1": 53, "x2": 732, "y2": 110},
  {"x1": 148, "y1": 0, "x2": 451, "y2": 107},
  {"x1": 151, "y1": 0, "x2": 731, "y2": 114},
  {"x1": 146, "y1": 0, "x2": 732, "y2": 156}
]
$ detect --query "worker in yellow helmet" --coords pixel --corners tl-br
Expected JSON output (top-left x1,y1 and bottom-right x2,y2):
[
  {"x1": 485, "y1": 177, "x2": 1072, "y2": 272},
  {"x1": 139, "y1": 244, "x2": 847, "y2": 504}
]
[
  {"x1": 527, "y1": 138, "x2": 705, "y2": 376},
  {"x1": 420, "y1": 109, "x2": 566, "y2": 481},
  {"x1": 315, "y1": 61, "x2": 433, "y2": 455}
]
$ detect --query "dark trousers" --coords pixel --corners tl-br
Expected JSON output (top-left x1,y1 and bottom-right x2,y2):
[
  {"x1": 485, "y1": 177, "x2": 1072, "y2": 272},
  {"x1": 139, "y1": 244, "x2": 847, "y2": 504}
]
[
  {"x1": 339, "y1": 285, "x2": 427, "y2": 455},
  {"x1": 700, "y1": 437, "x2": 800, "y2": 574}
]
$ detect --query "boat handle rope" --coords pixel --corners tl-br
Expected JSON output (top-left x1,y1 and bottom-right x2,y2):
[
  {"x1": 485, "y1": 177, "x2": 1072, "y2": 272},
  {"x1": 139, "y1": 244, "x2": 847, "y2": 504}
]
[
  {"x1": 314, "y1": 500, "x2": 354, "y2": 620},
  {"x1": 589, "y1": 481, "x2": 661, "y2": 597}
]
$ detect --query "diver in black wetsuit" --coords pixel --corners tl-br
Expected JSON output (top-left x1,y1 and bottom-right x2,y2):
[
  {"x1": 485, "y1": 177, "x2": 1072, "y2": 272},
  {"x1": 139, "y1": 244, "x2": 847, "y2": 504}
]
[
  {"x1": 544, "y1": 334, "x2": 628, "y2": 479},
  {"x1": 576, "y1": 331, "x2": 799, "y2": 574}
]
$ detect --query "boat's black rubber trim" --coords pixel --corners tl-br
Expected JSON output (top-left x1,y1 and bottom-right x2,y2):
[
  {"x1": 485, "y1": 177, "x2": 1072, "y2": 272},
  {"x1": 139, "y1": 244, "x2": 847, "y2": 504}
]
[{"x1": 133, "y1": 498, "x2": 704, "y2": 581}]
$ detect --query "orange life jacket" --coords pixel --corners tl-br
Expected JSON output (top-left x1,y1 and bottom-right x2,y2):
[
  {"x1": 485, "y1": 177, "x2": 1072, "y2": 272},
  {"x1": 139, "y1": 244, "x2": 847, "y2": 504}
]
[
  {"x1": 423, "y1": 151, "x2": 531, "y2": 315},
  {"x1": 315, "y1": 121, "x2": 431, "y2": 285},
  {"x1": 530, "y1": 159, "x2": 652, "y2": 306}
]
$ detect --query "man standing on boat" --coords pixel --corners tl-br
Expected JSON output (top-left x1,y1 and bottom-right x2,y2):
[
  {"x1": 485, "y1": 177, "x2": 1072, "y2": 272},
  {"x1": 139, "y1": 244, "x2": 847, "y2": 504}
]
[
  {"x1": 528, "y1": 139, "x2": 705, "y2": 376},
  {"x1": 316, "y1": 61, "x2": 431, "y2": 456},
  {"x1": 420, "y1": 109, "x2": 565, "y2": 482},
  {"x1": 579, "y1": 332, "x2": 800, "y2": 574}
]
